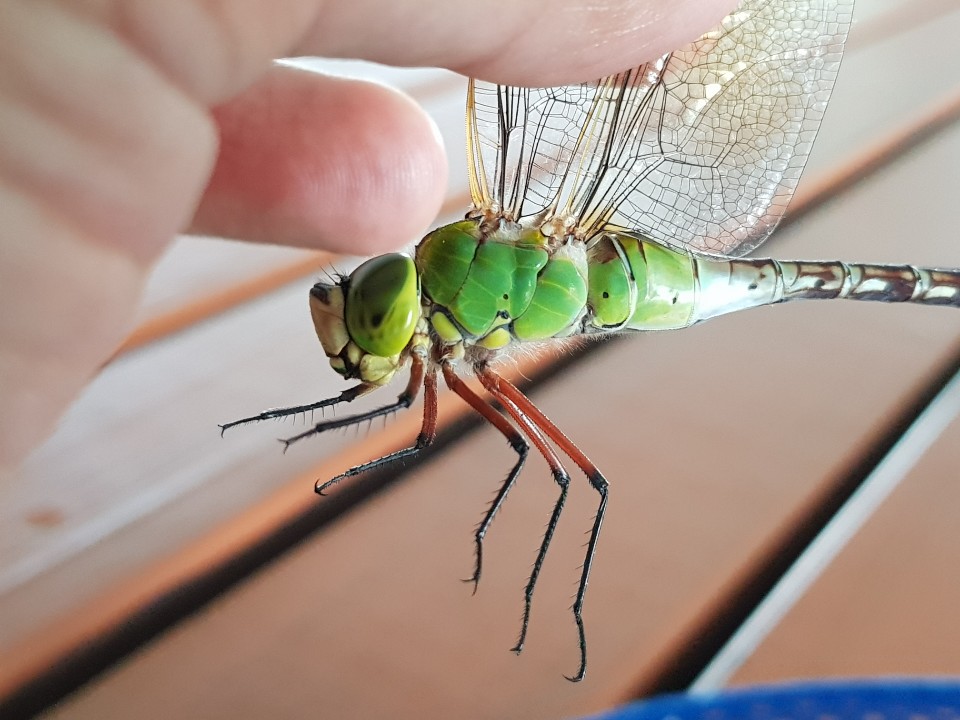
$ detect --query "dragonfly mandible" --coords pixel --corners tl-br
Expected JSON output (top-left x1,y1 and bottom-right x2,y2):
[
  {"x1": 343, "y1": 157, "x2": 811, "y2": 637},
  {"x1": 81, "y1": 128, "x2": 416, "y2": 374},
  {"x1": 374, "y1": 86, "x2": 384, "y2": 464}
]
[{"x1": 223, "y1": 0, "x2": 960, "y2": 681}]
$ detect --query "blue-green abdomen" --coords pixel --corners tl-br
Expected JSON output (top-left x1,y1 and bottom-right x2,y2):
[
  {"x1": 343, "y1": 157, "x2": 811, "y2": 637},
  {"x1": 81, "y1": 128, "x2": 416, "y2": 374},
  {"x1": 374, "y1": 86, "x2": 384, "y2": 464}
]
[{"x1": 586, "y1": 234, "x2": 698, "y2": 332}]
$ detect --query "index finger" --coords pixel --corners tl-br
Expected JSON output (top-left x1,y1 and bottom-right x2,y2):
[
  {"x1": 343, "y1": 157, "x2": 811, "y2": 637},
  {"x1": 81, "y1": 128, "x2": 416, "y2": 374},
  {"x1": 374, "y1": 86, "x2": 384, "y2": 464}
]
[
  {"x1": 109, "y1": 0, "x2": 734, "y2": 104},
  {"x1": 298, "y1": 0, "x2": 735, "y2": 87}
]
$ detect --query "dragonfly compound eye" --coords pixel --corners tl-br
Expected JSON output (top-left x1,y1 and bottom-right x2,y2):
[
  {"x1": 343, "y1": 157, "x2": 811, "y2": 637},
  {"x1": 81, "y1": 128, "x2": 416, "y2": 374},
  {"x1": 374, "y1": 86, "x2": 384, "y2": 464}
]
[{"x1": 345, "y1": 253, "x2": 421, "y2": 357}]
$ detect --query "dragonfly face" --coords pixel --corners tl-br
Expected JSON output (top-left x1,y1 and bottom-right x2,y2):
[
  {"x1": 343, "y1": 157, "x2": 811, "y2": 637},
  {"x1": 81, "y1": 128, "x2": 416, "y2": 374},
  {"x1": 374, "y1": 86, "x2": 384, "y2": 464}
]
[{"x1": 309, "y1": 253, "x2": 421, "y2": 386}]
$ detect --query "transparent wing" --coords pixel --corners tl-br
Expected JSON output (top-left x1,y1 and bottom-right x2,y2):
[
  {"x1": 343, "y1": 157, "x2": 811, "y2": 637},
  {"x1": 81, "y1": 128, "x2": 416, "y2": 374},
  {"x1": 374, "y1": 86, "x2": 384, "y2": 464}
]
[{"x1": 465, "y1": 0, "x2": 854, "y2": 256}]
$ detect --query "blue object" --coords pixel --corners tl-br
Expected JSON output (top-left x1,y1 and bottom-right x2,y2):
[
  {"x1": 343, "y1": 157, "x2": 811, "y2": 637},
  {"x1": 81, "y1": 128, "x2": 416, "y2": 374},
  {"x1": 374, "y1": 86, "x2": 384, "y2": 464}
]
[{"x1": 586, "y1": 679, "x2": 960, "y2": 720}]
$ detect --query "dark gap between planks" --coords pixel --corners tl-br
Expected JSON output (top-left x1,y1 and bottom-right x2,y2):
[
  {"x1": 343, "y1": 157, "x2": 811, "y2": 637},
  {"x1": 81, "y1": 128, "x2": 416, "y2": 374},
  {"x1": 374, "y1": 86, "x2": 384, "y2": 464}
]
[{"x1": 628, "y1": 343, "x2": 960, "y2": 699}]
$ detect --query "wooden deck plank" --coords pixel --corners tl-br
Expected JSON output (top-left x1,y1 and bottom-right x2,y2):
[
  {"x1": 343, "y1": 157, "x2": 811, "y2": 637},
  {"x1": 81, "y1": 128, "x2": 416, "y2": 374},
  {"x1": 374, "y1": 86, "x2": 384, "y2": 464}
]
[{"x1": 729, "y1": 394, "x2": 960, "y2": 682}]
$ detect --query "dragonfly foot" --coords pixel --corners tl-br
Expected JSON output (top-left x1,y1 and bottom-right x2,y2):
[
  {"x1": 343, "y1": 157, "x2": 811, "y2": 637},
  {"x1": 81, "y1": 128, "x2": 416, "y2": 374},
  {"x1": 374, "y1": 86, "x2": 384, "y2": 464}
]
[
  {"x1": 564, "y1": 609, "x2": 588, "y2": 682},
  {"x1": 462, "y1": 541, "x2": 483, "y2": 594},
  {"x1": 315, "y1": 475, "x2": 345, "y2": 496},
  {"x1": 461, "y1": 575, "x2": 480, "y2": 595}
]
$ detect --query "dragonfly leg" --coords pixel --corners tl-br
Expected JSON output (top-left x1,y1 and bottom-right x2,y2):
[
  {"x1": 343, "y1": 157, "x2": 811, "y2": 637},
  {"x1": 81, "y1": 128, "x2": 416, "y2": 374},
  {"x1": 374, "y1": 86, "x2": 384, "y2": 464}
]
[
  {"x1": 219, "y1": 383, "x2": 378, "y2": 435},
  {"x1": 481, "y1": 366, "x2": 609, "y2": 683},
  {"x1": 441, "y1": 363, "x2": 529, "y2": 593},
  {"x1": 314, "y1": 354, "x2": 438, "y2": 495},
  {"x1": 476, "y1": 366, "x2": 574, "y2": 660}
]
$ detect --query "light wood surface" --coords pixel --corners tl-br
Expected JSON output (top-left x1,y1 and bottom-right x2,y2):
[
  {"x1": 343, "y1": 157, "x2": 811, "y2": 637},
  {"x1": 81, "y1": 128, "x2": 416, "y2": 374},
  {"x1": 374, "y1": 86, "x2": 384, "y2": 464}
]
[{"x1": 730, "y1": 389, "x2": 960, "y2": 683}]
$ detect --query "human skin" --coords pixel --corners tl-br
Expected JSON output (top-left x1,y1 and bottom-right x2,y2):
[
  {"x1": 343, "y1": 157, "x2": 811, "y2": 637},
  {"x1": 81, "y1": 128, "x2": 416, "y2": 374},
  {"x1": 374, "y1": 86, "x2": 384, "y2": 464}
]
[{"x1": 0, "y1": 0, "x2": 733, "y2": 472}]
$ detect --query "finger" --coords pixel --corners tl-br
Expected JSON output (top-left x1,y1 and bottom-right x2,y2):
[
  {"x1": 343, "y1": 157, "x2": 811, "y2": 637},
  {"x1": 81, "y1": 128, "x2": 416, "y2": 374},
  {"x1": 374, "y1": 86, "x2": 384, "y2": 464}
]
[
  {"x1": 0, "y1": 0, "x2": 216, "y2": 469},
  {"x1": 192, "y1": 65, "x2": 447, "y2": 255},
  {"x1": 0, "y1": 195, "x2": 144, "y2": 470},
  {"x1": 92, "y1": 0, "x2": 734, "y2": 104},
  {"x1": 299, "y1": 0, "x2": 736, "y2": 86}
]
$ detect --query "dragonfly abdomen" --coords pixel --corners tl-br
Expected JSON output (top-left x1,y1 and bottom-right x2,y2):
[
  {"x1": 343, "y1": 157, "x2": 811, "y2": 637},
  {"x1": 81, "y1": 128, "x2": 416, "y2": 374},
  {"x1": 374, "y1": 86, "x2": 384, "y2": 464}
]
[
  {"x1": 583, "y1": 233, "x2": 788, "y2": 333},
  {"x1": 776, "y1": 261, "x2": 960, "y2": 306},
  {"x1": 584, "y1": 235, "x2": 960, "y2": 336}
]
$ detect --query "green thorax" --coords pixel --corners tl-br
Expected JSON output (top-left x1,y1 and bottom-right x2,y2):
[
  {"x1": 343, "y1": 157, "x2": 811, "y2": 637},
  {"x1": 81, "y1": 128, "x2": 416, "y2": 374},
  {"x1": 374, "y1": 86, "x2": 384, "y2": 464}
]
[{"x1": 416, "y1": 220, "x2": 590, "y2": 350}]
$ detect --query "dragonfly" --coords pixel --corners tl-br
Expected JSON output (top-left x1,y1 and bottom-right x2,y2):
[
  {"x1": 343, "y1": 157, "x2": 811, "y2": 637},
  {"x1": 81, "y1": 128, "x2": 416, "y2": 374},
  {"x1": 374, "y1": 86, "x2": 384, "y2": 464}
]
[{"x1": 223, "y1": 0, "x2": 960, "y2": 681}]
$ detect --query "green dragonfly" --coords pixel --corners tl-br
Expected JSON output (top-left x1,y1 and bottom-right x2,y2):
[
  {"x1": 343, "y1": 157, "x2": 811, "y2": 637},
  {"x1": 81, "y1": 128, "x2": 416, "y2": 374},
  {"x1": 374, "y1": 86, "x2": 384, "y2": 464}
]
[{"x1": 224, "y1": 0, "x2": 960, "y2": 680}]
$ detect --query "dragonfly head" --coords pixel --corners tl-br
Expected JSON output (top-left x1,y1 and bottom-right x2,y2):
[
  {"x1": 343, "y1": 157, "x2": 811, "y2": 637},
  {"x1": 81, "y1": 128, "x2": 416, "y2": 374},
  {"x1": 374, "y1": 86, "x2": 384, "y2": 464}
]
[{"x1": 309, "y1": 253, "x2": 421, "y2": 386}]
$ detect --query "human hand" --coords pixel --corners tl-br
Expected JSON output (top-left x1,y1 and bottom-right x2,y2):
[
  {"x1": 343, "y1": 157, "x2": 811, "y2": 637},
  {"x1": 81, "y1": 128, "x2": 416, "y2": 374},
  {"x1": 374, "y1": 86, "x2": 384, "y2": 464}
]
[{"x1": 0, "y1": 0, "x2": 732, "y2": 471}]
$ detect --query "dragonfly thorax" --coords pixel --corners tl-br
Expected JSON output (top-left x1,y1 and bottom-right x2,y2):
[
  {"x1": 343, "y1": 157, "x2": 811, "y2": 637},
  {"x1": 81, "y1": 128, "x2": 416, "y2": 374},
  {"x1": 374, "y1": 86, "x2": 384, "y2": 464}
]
[{"x1": 417, "y1": 219, "x2": 593, "y2": 352}]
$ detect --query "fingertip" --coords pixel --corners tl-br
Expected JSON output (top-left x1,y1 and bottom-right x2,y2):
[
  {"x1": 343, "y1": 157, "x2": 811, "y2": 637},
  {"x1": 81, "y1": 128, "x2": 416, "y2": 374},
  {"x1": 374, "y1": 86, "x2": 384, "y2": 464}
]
[
  {"x1": 195, "y1": 65, "x2": 448, "y2": 254},
  {"x1": 327, "y1": 79, "x2": 449, "y2": 255}
]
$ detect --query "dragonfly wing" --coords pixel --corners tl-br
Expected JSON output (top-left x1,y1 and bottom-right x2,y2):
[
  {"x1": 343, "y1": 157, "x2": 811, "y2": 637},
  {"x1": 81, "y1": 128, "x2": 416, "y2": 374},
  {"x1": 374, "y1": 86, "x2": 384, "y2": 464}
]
[
  {"x1": 466, "y1": 76, "x2": 640, "y2": 227},
  {"x1": 465, "y1": 0, "x2": 854, "y2": 256}
]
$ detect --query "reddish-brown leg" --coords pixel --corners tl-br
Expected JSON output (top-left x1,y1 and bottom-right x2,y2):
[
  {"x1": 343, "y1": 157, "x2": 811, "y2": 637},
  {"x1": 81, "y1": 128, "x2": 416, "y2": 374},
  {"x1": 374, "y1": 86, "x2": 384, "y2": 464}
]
[
  {"x1": 441, "y1": 362, "x2": 529, "y2": 592},
  {"x1": 479, "y1": 365, "x2": 608, "y2": 683}
]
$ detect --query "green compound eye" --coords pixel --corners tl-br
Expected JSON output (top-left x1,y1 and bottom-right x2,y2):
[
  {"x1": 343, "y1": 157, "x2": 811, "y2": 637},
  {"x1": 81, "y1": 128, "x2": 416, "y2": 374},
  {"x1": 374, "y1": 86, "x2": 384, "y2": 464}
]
[{"x1": 345, "y1": 253, "x2": 420, "y2": 357}]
